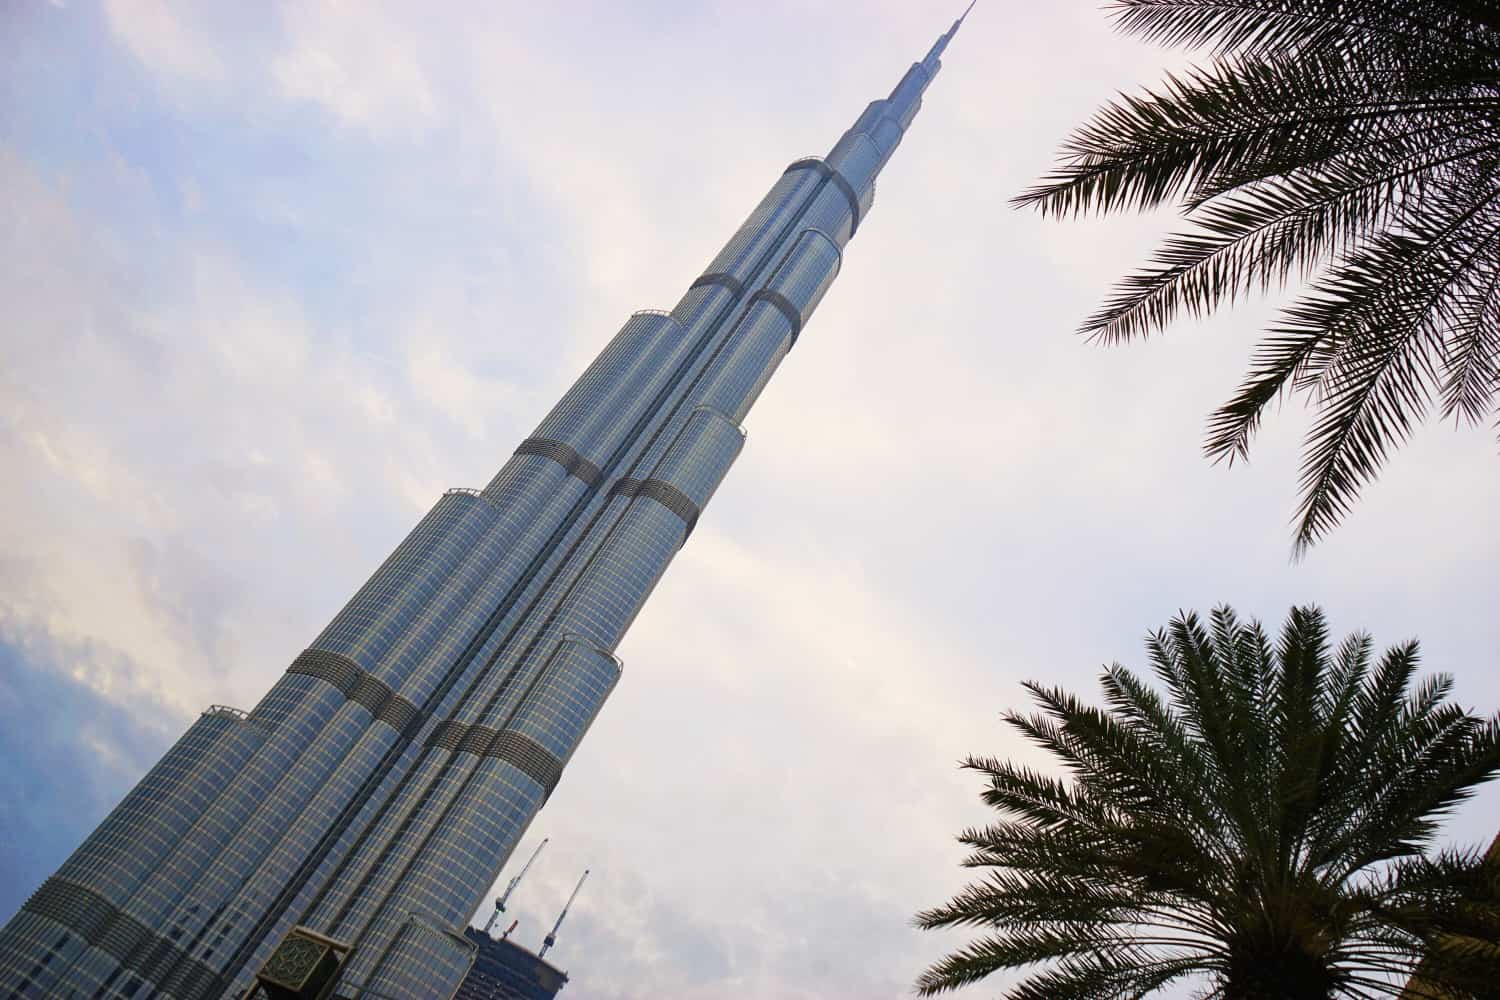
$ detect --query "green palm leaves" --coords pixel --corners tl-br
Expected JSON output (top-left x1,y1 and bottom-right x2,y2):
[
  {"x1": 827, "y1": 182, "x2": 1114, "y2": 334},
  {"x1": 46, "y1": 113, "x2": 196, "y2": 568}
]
[
  {"x1": 1017, "y1": 1, "x2": 1500, "y2": 551},
  {"x1": 915, "y1": 607, "x2": 1500, "y2": 998}
]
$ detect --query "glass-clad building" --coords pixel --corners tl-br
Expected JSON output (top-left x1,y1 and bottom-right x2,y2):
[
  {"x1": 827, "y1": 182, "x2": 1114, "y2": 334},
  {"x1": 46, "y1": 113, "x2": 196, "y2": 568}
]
[
  {"x1": 452, "y1": 929, "x2": 567, "y2": 1000},
  {"x1": 0, "y1": 9, "x2": 970, "y2": 999}
]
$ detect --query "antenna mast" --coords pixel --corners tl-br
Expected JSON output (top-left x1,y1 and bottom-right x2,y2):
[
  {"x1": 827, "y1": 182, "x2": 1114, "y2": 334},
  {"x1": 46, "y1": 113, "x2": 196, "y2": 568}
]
[
  {"x1": 538, "y1": 869, "x2": 589, "y2": 960},
  {"x1": 483, "y1": 838, "x2": 549, "y2": 934}
]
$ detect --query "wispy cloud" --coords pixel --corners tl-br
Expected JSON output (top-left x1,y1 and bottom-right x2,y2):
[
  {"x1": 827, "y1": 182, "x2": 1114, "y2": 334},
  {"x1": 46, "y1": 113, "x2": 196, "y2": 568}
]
[
  {"x1": 103, "y1": 0, "x2": 227, "y2": 82},
  {"x1": 271, "y1": 1, "x2": 439, "y2": 138}
]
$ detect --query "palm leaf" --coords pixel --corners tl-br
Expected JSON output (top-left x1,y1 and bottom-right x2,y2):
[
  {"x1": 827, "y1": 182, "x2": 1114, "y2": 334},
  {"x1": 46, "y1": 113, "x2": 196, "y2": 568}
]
[
  {"x1": 1019, "y1": 0, "x2": 1500, "y2": 548},
  {"x1": 1108, "y1": 0, "x2": 1500, "y2": 60}
]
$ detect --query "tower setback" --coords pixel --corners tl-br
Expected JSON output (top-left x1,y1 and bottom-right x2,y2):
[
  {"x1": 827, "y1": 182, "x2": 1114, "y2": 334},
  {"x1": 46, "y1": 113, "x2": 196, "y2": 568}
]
[{"x1": 0, "y1": 10, "x2": 970, "y2": 999}]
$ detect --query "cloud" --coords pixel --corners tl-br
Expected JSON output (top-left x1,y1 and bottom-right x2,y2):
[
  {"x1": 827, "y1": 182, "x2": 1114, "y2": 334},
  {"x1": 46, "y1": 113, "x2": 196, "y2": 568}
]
[
  {"x1": 0, "y1": 147, "x2": 534, "y2": 715},
  {"x1": 103, "y1": 0, "x2": 226, "y2": 81},
  {"x1": 270, "y1": 1, "x2": 438, "y2": 138},
  {"x1": 0, "y1": 632, "x2": 178, "y2": 915}
]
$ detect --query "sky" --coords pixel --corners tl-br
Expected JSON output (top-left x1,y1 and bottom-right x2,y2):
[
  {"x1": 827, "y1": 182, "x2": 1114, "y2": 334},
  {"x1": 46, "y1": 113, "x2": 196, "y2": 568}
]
[{"x1": 1, "y1": 2, "x2": 1497, "y2": 998}]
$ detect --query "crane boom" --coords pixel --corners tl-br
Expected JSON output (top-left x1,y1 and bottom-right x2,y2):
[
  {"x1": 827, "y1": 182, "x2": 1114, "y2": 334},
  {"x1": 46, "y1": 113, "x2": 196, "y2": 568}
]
[
  {"x1": 484, "y1": 837, "x2": 549, "y2": 933},
  {"x1": 538, "y1": 869, "x2": 588, "y2": 960}
]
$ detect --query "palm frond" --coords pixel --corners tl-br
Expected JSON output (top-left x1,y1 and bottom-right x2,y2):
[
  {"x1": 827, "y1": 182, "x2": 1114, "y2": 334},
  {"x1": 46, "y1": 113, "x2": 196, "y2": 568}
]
[
  {"x1": 1014, "y1": 54, "x2": 1390, "y2": 218},
  {"x1": 1437, "y1": 240, "x2": 1500, "y2": 424},
  {"x1": 1089, "y1": 126, "x2": 1500, "y2": 344},
  {"x1": 1108, "y1": 0, "x2": 1500, "y2": 61},
  {"x1": 1020, "y1": 0, "x2": 1500, "y2": 547},
  {"x1": 1285, "y1": 184, "x2": 1500, "y2": 550}
]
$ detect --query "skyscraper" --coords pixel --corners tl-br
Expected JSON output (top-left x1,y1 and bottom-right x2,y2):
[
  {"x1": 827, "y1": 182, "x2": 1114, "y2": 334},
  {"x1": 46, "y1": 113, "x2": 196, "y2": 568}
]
[{"x1": 0, "y1": 9, "x2": 970, "y2": 999}]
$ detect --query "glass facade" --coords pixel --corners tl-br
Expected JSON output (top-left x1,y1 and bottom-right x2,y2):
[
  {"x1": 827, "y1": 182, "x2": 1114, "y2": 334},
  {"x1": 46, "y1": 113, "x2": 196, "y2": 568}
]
[
  {"x1": 452, "y1": 929, "x2": 566, "y2": 1000},
  {"x1": 0, "y1": 11, "x2": 968, "y2": 999}
]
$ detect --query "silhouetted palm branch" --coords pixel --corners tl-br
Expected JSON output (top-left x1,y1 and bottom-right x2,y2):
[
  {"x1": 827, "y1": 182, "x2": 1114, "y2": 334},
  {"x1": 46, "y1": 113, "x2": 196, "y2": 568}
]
[
  {"x1": 1016, "y1": 1, "x2": 1500, "y2": 552},
  {"x1": 915, "y1": 606, "x2": 1500, "y2": 998},
  {"x1": 1387, "y1": 841, "x2": 1500, "y2": 998}
]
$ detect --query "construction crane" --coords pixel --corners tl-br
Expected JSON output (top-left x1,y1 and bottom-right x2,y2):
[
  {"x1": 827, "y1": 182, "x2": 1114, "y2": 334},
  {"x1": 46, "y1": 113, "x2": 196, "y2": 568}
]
[
  {"x1": 538, "y1": 869, "x2": 588, "y2": 960},
  {"x1": 483, "y1": 838, "x2": 548, "y2": 934}
]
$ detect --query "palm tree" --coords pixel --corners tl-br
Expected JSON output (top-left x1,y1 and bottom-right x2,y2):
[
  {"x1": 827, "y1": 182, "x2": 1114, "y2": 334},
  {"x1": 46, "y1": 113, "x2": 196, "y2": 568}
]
[
  {"x1": 1017, "y1": 1, "x2": 1500, "y2": 552},
  {"x1": 1397, "y1": 834, "x2": 1500, "y2": 998},
  {"x1": 915, "y1": 606, "x2": 1500, "y2": 998}
]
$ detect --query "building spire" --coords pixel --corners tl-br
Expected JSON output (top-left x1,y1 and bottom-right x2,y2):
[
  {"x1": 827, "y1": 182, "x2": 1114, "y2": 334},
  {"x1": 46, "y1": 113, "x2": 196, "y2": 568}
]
[{"x1": 925, "y1": 1, "x2": 977, "y2": 66}]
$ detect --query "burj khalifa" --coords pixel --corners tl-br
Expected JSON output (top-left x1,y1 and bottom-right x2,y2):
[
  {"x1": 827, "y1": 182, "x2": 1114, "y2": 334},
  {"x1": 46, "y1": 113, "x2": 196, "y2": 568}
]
[{"x1": 0, "y1": 9, "x2": 971, "y2": 998}]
